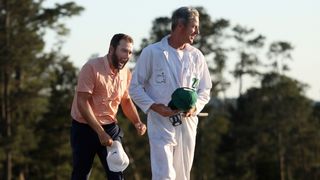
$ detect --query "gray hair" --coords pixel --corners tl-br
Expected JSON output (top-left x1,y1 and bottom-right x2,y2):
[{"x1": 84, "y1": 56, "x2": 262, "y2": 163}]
[{"x1": 171, "y1": 7, "x2": 199, "y2": 31}]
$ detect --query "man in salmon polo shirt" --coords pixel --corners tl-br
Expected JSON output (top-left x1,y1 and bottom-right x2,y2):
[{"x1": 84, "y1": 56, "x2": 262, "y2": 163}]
[{"x1": 70, "y1": 33, "x2": 146, "y2": 180}]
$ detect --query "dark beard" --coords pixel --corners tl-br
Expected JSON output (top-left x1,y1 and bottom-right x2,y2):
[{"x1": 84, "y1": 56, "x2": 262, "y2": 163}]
[
  {"x1": 111, "y1": 53, "x2": 128, "y2": 70},
  {"x1": 111, "y1": 53, "x2": 121, "y2": 70}
]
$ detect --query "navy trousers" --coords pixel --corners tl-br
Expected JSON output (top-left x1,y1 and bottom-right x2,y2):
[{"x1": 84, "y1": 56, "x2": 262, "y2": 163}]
[{"x1": 70, "y1": 119, "x2": 124, "y2": 180}]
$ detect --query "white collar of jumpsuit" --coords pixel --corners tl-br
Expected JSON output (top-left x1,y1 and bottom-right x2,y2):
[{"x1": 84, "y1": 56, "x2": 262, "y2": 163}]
[
  {"x1": 106, "y1": 141, "x2": 129, "y2": 172},
  {"x1": 160, "y1": 35, "x2": 194, "y2": 52}
]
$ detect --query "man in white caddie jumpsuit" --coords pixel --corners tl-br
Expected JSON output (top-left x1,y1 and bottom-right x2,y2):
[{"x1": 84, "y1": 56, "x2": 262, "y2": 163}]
[{"x1": 130, "y1": 7, "x2": 212, "y2": 180}]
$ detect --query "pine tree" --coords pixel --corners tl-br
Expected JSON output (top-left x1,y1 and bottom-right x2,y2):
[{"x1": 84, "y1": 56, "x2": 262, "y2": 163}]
[
  {"x1": 229, "y1": 73, "x2": 318, "y2": 180},
  {"x1": 0, "y1": 1, "x2": 83, "y2": 179},
  {"x1": 32, "y1": 54, "x2": 79, "y2": 180}
]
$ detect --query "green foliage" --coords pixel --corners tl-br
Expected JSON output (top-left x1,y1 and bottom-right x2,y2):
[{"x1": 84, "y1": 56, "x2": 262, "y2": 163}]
[
  {"x1": 224, "y1": 73, "x2": 320, "y2": 180},
  {"x1": 192, "y1": 101, "x2": 232, "y2": 180},
  {"x1": 0, "y1": 3, "x2": 319, "y2": 180},
  {"x1": 134, "y1": 17, "x2": 171, "y2": 56},
  {"x1": 267, "y1": 41, "x2": 294, "y2": 74},
  {"x1": 31, "y1": 54, "x2": 79, "y2": 180},
  {"x1": 0, "y1": 0, "x2": 83, "y2": 179},
  {"x1": 231, "y1": 25, "x2": 266, "y2": 96}
]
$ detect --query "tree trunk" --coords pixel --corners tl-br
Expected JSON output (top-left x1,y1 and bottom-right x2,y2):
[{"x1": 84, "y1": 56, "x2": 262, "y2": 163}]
[
  {"x1": 3, "y1": 69, "x2": 12, "y2": 180},
  {"x1": 278, "y1": 133, "x2": 285, "y2": 180},
  {"x1": 4, "y1": 0, "x2": 12, "y2": 179},
  {"x1": 238, "y1": 58, "x2": 244, "y2": 96},
  {"x1": 239, "y1": 75, "x2": 243, "y2": 96},
  {"x1": 4, "y1": 65, "x2": 12, "y2": 180}
]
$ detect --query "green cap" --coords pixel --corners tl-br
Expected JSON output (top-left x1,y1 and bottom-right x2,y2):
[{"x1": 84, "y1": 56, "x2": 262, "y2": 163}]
[{"x1": 168, "y1": 87, "x2": 197, "y2": 112}]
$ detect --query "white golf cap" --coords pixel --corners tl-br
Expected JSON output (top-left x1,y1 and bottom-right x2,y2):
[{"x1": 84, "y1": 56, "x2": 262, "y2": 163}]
[{"x1": 106, "y1": 141, "x2": 129, "y2": 172}]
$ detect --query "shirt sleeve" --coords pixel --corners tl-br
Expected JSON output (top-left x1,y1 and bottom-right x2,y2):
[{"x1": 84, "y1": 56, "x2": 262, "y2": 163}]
[
  {"x1": 76, "y1": 62, "x2": 95, "y2": 94},
  {"x1": 129, "y1": 47, "x2": 155, "y2": 113},
  {"x1": 195, "y1": 52, "x2": 212, "y2": 115}
]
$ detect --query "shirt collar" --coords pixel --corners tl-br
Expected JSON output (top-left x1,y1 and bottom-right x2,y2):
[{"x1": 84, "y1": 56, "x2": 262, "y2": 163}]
[{"x1": 160, "y1": 35, "x2": 194, "y2": 52}]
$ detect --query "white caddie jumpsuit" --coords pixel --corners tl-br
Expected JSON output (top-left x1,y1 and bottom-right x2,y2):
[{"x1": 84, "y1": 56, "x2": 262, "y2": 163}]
[{"x1": 130, "y1": 35, "x2": 212, "y2": 180}]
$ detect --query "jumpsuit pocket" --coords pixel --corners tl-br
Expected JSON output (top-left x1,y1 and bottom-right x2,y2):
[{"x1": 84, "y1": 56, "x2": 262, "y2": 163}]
[
  {"x1": 152, "y1": 68, "x2": 170, "y2": 99},
  {"x1": 154, "y1": 68, "x2": 167, "y2": 85}
]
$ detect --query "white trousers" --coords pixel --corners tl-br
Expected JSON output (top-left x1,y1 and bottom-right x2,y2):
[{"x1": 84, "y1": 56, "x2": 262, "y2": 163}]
[{"x1": 148, "y1": 116, "x2": 198, "y2": 180}]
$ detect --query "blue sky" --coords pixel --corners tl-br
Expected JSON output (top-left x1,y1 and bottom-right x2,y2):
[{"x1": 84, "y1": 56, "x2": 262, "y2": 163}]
[{"x1": 45, "y1": 0, "x2": 320, "y2": 100}]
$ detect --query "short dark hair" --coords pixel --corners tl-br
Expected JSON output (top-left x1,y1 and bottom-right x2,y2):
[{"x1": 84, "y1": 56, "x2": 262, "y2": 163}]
[
  {"x1": 110, "y1": 33, "x2": 133, "y2": 49},
  {"x1": 171, "y1": 7, "x2": 199, "y2": 31}
]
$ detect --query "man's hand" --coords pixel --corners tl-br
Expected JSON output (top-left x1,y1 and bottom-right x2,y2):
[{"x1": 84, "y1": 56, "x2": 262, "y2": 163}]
[
  {"x1": 150, "y1": 103, "x2": 180, "y2": 117},
  {"x1": 97, "y1": 131, "x2": 113, "y2": 146},
  {"x1": 134, "y1": 122, "x2": 147, "y2": 136}
]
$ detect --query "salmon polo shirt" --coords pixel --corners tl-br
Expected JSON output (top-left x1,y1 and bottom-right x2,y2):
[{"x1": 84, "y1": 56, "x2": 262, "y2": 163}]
[{"x1": 71, "y1": 56, "x2": 131, "y2": 125}]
